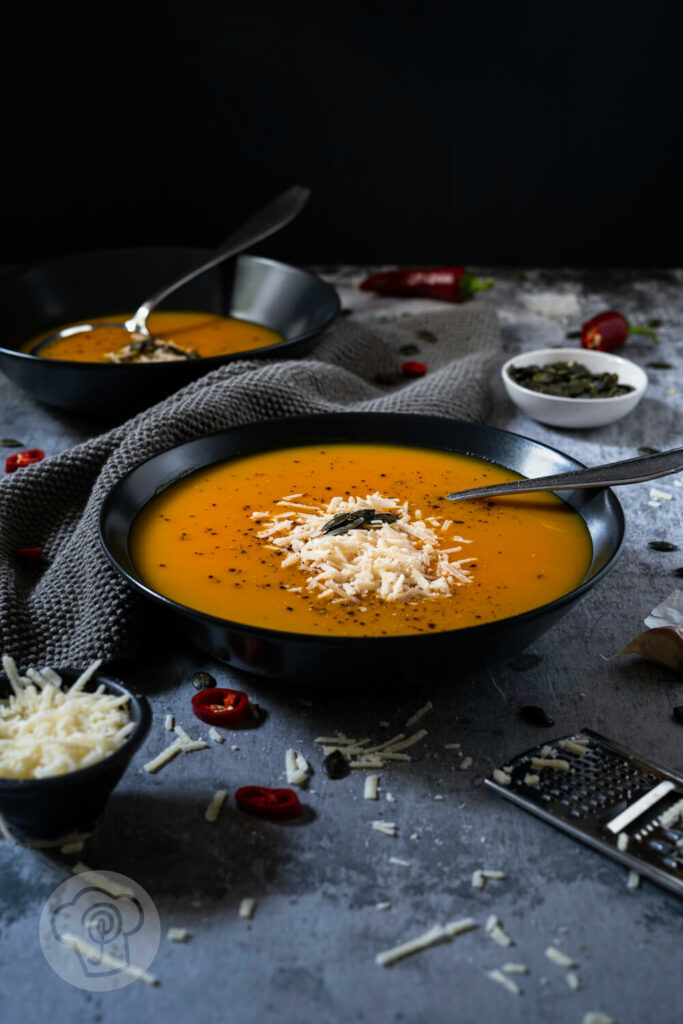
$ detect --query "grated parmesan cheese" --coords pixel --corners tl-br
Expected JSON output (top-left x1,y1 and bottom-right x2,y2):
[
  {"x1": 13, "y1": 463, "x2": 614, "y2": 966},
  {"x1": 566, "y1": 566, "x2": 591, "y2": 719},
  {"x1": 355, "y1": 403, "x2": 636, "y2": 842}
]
[
  {"x1": 164, "y1": 714, "x2": 174, "y2": 731},
  {"x1": 471, "y1": 869, "x2": 485, "y2": 889},
  {"x1": 0, "y1": 656, "x2": 133, "y2": 779},
  {"x1": 530, "y1": 757, "x2": 570, "y2": 772},
  {"x1": 487, "y1": 969, "x2": 521, "y2": 995},
  {"x1": 545, "y1": 946, "x2": 576, "y2": 968},
  {"x1": 626, "y1": 870, "x2": 641, "y2": 890},
  {"x1": 375, "y1": 917, "x2": 476, "y2": 967},
  {"x1": 372, "y1": 821, "x2": 398, "y2": 837},
  {"x1": 204, "y1": 789, "x2": 227, "y2": 823},
  {"x1": 257, "y1": 493, "x2": 475, "y2": 605},
  {"x1": 208, "y1": 726, "x2": 224, "y2": 744},
  {"x1": 523, "y1": 773, "x2": 540, "y2": 787},
  {"x1": 503, "y1": 962, "x2": 529, "y2": 975},
  {"x1": 63, "y1": 932, "x2": 158, "y2": 985},
  {"x1": 493, "y1": 768, "x2": 511, "y2": 785},
  {"x1": 376, "y1": 901, "x2": 391, "y2": 911},
  {"x1": 405, "y1": 701, "x2": 433, "y2": 728},
  {"x1": 659, "y1": 798, "x2": 683, "y2": 829},
  {"x1": 364, "y1": 774, "x2": 380, "y2": 800},
  {"x1": 583, "y1": 1015, "x2": 614, "y2": 1024},
  {"x1": 285, "y1": 748, "x2": 310, "y2": 786},
  {"x1": 485, "y1": 915, "x2": 513, "y2": 947},
  {"x1": 459, "y1": 756, "x2": 473, "y2": 770},
  {"x1": 167, "y1": 928, "x2": 189, "y2": 942},
  {"x1": 60, "y1": 840, "x2": 84, "y2": 855},
  {"x1": 567, "y1": 971, "x2": 581, "y2": 991},
  {"x1": 617, "y1": 832, "x2": 629, "y2": 852},
  {"x1": 239, "y1": 897, "x2": 256, "y2": 919},
  {"x1": 389, "y1": 857, "x2": 411, "y2": 868}
]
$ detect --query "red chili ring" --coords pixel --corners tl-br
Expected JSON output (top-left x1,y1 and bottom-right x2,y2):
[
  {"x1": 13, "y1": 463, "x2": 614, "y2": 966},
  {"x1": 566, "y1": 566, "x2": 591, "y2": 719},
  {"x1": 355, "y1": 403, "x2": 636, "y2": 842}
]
[
  {"x1": 5, "y1": 449, "x2": 45, "y2": 474},
  {"x1": 191, "y1": 687, "x2": 250, "y2": 726},
  {"x1": 235, "y1": 786, "x2": 302, "y2": 821}
]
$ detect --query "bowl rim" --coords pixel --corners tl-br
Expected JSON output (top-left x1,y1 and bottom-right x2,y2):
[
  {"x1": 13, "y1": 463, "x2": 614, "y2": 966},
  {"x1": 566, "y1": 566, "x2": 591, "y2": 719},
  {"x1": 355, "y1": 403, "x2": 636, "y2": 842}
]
[
  {"x1": 501, "y1": 347, "x2": 648, "y2": 405},
  {"x1": 98, "y1": 411, "x2": 626, "y2": 648},
  {"x1": 0, "y1": 668, "x2": 151, "y2": 790},
  {"x1": 0, "y1": 250, "x2": 340, "y2": 369}
]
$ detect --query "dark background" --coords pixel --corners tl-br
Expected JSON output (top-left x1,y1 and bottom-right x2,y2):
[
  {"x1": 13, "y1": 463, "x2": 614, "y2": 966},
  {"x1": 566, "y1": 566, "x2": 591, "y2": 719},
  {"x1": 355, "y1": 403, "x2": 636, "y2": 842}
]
[{"x1": 3, "y1": 1, "x2": 681, "y2": 267}]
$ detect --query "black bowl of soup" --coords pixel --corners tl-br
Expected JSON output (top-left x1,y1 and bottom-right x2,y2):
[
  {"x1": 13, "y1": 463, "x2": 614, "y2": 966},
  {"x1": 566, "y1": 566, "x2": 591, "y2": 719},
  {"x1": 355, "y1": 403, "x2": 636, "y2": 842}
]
[
  {"x1": 0, "y1": 249, "x2": 339, "y2": 420},
  {"x1": 99, "y1": 413, "x2": 625, "y2": 686}
]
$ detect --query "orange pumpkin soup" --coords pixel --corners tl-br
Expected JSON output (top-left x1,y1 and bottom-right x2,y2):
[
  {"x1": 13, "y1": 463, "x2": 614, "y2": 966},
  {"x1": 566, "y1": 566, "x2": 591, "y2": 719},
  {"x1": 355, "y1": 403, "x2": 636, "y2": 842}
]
[
  {"x1": 129, "y1": 443, "x2": 592, "y2": 637},
  {"x1": 25, "y1": 311, "x2": 282, "y2": 362}
]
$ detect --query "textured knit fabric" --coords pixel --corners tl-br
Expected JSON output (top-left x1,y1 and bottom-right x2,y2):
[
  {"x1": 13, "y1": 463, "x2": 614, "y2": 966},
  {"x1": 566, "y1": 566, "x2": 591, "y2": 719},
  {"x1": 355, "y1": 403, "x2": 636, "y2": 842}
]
[{"x1": 0, "y1": 303, "x2": 500, "y2": 668}]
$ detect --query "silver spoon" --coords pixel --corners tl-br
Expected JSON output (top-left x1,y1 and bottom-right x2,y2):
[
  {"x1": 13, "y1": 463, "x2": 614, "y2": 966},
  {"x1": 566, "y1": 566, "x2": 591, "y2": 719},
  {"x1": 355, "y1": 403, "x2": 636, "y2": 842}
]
[
  {"x1": 446, "y1": 447, "x2": 683, "y2": 502},
  {"x1": 31, "y1": 184, "x2": 311, "y2": 356}
]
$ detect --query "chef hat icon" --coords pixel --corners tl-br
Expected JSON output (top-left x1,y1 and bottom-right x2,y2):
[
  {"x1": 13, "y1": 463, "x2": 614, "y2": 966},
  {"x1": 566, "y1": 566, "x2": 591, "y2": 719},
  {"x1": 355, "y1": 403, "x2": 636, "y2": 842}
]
[{"x1": 51, "y1": 885, "x2": 144, "y2": 978}]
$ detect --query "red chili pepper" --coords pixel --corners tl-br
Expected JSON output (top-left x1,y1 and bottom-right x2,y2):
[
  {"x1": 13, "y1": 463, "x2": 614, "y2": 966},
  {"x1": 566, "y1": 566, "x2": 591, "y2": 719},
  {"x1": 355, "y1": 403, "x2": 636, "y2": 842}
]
[
  {"x1": 359, "y1": 266, "x2": 493, "y2": 303},
  {"x1": 16, "y1": 547, "x2": 41, "y2": 569},
  {"x1": 5, "y1": 449, "x2": 45, "y2": 474},
  {"x1": 191, "y1": 687, "x2": 250, "y2": 726},
  {"x1": 581, "y1": 311, "x2": 659, "y2": 352},
  {"x1": 402, "y1": 360, "x2": 428, "y2": 378},
  {"x1": 235, "y1": 786, "x2": 302, "y2": 821}
]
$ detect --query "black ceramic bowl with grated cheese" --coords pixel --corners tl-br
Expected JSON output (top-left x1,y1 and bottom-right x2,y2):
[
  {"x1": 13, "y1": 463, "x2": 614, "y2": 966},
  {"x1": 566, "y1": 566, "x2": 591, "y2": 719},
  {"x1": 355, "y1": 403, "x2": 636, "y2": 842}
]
[
  {"x1": 98, "y1": 413, "x2": 625, "y2": 687},
  {"x1": 0, "y1": 669, "x2": 151, "y2": 846}
]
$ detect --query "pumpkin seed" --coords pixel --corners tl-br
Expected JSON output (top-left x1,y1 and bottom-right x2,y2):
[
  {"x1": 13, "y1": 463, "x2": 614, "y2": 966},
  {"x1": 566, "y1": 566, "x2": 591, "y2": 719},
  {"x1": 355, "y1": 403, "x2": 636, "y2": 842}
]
[
  {"x1": 508, "y1": 361, "x2": 634, "y2": 398},
  {"x1": 1, "y1": 438, "x2": 23, "y2": 447},
  {"x1": 649, "y1": 541, "x2": 679, "y2": 552},
  {"x1": 639, "y1": 446, "x2": 661, "y2": 455},
  {"x1": 399, "y1": 343, "x2": 420, "y2": 356},
  {"x1": 673, "y1": 568, "x2": 683, "y2": 578},
  {"x1": 647, "y1": 361, "x2": 673, "y2": 370},
  {"x1": 323, "y1": 750, "x2": 350, "y2": 779},
  {"x1": 192, "y1": 670, "x2": 216, "y2": 690},
  {"x1": 416, "y1": 329, "x2": 438, "y2": 344},
  {"x1": 672, "y1": 706, "x2": 683, "y2": 724},
  {"x1": 519, "y1": 705, "x2": 555, "y2": 727}
]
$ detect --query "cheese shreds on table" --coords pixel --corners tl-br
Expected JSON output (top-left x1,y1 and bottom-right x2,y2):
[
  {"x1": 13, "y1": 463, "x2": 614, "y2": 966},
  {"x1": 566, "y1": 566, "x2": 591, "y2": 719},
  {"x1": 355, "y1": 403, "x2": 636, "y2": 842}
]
[
  {"x1": 164, "y1": 714, "x2": 174, "y2": 731},
  {"x1": 567, "y1": 971, "x2": 581, "y2": 991},
  {"x1": 204, "y1": 789, "x2": 227, "y2": 823},
  {"x1": 545, "y1": 946, "x2": 577, "y2": 968},
  {"x1": 61, "y1": 840, "x2": 84, "y2": 855},
  {"x1": 405, "y1": 701, "x2": 433, "y2": 728},
  {"x1": 583, "y1": 1015, "x2": 614, "y2": 1024},
  {"x1": 372, "y1": 821, "x2": 398, "y2": 837},
  {"x1": 0, "y1": 656, "x2": 133, "y2": 780},
  {"x1": 375, "y1": 918, "x2": 476, "y2": 967},
  {"x1": 485, "y1": 915, "x2": 513, "y2": 947},
  {"x1": 167, "y1": 928, "x2": 189, "y2": 942},
  {"x1": 255, "y1": 493, "x2": 475, "y2": 605},
  {"x1": 503, "y1": 962, "x2": 529, "y2": 975},
  {"x1": 72, "y1": 863, "x2": 135, "y2": 898},
  {"x1": 364, "y1": 774, "x2": 380, "y2": 800},
  {"x1": 627, "y1": 870, "x2": 641, "y2": 890},
  {"x1": 285, "y1": 748, "x2": 310, "y2": 786},
  {"x1": 143, "y1": 723, "x2": 208, "y2": 774},
  {"x1": 472, "y1": 869, "x2": 505, "y2": 890},
  {"x1": 239, "y1": 898, "x2": 256, "y2": 919},
  {"x1": 459, "y1": 756, "x2": 473, "y2": 770},
  {"x1": 376, "y1": 901, "x2": 392, "y2": 911},
  {"x1": 208, "y1": 726, "x2": 224, "y2": 744},
  {"x1": 62, "y1": 933, "x2": 158, "y2": 985},
  {"x1": 313, "y1": 727, "x2": 427, "y2": 771},
  {"x1": 389, "y1": 857, "x2": 411, "y2": 868},
  {"x1": 487, "y1": 969, "x2": 522, "y2": 996}
]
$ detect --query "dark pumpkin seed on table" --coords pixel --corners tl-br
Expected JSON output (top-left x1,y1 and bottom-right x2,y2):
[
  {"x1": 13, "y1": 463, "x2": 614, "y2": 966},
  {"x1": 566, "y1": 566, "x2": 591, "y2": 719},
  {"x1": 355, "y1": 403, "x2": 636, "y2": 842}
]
[
  {"x1": 649, "y1": 541, "x2": 679, "y2": 552},
  {"x1": 191, "y1": 670, "x2": 217, "y2": 690},
  {"x1": 519, "y1": 705, "x2": 555, "y2": 727}
]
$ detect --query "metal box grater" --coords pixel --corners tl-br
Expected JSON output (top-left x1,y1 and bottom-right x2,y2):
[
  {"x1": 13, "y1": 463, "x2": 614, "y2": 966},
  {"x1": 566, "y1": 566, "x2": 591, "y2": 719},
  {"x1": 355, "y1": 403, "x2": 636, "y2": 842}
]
[{"x1": 485, "y1": 729, "x2": 683, "y2": 899}]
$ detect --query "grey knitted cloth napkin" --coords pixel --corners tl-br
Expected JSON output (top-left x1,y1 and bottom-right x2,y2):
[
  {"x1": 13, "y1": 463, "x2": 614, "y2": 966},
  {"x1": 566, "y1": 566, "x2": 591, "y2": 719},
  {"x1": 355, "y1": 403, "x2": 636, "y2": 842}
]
[{"x1": 0, "y1": 303, "x2": 500, "y2": 668}]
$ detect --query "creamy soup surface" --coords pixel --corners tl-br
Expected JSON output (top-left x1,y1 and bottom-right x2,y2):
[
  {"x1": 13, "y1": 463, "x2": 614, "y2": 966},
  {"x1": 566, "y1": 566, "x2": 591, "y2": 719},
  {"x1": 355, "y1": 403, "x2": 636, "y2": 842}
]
[
  {"x1": 130, "y1": 443, "x2": 593, "y2": 637},
  {"x1": 25, "y1": 311, "x2": 282, "y2": 362}
]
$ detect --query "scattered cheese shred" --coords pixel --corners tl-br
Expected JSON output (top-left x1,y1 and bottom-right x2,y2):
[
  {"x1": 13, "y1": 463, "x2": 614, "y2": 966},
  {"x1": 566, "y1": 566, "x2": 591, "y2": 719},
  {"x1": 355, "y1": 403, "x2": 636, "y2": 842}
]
[
  {"x1": 558, "y1": 738, "x2": 589, "y2": 756},
  {"x1": 567, "y1": 971, "x2": 581, "y2": 990},
  {"x1": 487, "y1": 969, "x2": 522, "y2": 995},
  {"x1": 72, "y1": 863, "x2": 134, "y2": 898},
  {"x1": 239, "y1": 898, "x2": 256, "y2": 919},
  {"x1": 285, "y1": 748, "x2": 310, "y2": 786},
  {"x1": 471, "y1": 869, "x2": 485, "y2": 890},
  {"x1": 375, "y1": 917, "x2": 476, "y2": 967},
  {"x1": 208, "y1": 726, "x2": 224, "y2": 744},
  {"x1": 62, "y1": 932, "x2": 158, "y2": 985},
  {"x1": 530, "y1": 757, "x2": 570, "y2": 772},
  {"x1": 485, "y1": 915, "x2": 513, "y2": 947},
  {"x1": 459, "y1": 756, "x2": 473, "y2": 770},
  {"x1": 364, "y1": 774, "x2": 380, "y2": 800},
  {"x1": 583, "y1": 1014, "x2": 614, "y2": 1024},
  {"x1": 0, "y1": 656, "x2": 132, "y2": 779},
  {"x1": 314, "y1": 726, "x2": 427, "y2": 771},
  {"x1": 545, "y1": 946, "x2": 576, "y2": 968},
  {"x1": 204, "y1": 789, "x2": 227, "y2": 823},
  {"x1": 523, "y1": 774, "x2": 540, "y2": 787},
  {"x1": 617, "y1": 832, "x2": 629, "y2": 852},
  {"x1": 164, "y1": 714, "x2": 174, "y2": 731},
  {"x1": 389, "y1": 857, "x2": 411, "y2": 868},
  {"x1": 405, "y1": 701, "x2": 433, "y2": 728},
  {"x1": 372, "y1": 821, "x2": 398, "y2": 837},
  {"x1": 167, "y1": 928, "x2": 189, "y2": 942},
  {"x1": 257, "y1": 493, "x2": 475, "y2": 605},
  {"x1": 493, "y1": 768, "x2": 511, "y2": 785},
  {"x1": 60, "y1": 840, "x2": 84, "y2": 855},
  {"x1": 626, "y1": 870, "x2": 641, "y2": 890},
  {"x1": 376, "y1": 901, "x2": 391, "y2": 911},
  {"x1": 503, "y1": 962, "x2": 529, "y2": 975},
  {"x1": 143, "y1": 738, "x2": 185, "y2": 774}
]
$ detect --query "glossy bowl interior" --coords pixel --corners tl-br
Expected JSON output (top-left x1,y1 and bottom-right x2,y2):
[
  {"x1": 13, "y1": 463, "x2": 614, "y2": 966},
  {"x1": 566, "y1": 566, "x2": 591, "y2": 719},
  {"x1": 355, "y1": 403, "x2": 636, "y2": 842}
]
[
  {"x1": 502, "y1": 347, "x2": 648, "y2": 428},
  {"x1": 0, "y1": 669, "x2": 151, "y2": 845},
  {"x1": 0, "y1": 249, "x2": 339, "y2": 421},
  {"x1": 99, "y1": 413, "x2": 625, "y2": 687}
]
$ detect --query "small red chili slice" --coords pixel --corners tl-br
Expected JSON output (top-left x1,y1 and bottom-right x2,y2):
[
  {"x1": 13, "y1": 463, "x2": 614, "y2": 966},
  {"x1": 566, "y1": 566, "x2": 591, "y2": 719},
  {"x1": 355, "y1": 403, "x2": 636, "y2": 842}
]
[
  {"x1": 16, "y1": 547, "x2": 41, "y2": 569},
  {"x1": 5, "y1": 449, "x2": 45, "y2": 473},
  {"x1": 402, "y1": 360, "x2": 428, "y2": 378},
  {"x1": 191, "y1": 686, "x2": 249, "y2": 726},
  {"x1": 235, "y1": 786, "x2": 302, "y2": 821}
]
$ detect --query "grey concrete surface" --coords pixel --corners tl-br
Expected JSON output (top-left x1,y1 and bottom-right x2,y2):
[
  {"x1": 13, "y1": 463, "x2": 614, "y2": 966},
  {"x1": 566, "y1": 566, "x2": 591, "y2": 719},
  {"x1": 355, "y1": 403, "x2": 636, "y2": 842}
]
[{"x1": 0, "y1": 268, "x2": 681, "y2": 1024}]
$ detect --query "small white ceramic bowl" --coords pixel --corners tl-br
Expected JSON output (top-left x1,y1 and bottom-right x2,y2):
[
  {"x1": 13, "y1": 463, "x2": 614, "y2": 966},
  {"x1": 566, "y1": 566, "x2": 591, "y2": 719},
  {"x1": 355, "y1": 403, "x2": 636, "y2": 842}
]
[{"x1": 501, "y1": 347, "x2": 648, "y2": 429}]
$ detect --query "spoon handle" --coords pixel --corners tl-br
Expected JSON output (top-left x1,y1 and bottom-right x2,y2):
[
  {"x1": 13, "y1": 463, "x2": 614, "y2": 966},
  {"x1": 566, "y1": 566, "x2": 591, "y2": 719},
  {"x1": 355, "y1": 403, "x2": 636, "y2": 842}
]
[
  {"x1": 446, "y1": 447, "x2": 683, "y2": 502},
  {"x1": 128, "y1": 185, "x2": 311, "y2": 333}
]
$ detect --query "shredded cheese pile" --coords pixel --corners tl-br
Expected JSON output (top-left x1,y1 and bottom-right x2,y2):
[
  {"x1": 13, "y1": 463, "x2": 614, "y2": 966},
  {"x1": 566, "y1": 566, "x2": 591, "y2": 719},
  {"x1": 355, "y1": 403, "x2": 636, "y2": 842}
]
[
  {"x1": 0, "y1": 656, "x2": 133, "y2": 779},
  {"x1": 255, "y1": 493, "x2": 475, "y2": 604}
]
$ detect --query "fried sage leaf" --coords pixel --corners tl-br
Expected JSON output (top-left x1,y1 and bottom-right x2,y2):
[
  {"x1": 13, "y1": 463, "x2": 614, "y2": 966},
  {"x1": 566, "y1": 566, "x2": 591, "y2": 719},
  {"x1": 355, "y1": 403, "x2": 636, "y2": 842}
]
[{"x1": 321, "y1": 508, "x2": 400, "y2": 537}]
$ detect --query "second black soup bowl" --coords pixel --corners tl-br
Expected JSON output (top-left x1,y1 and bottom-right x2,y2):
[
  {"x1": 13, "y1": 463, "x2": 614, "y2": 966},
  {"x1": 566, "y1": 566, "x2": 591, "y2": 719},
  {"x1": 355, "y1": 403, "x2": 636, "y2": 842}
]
[
  {"x1": 0, "y1": 249, "x2": 339, "y2": 420},
  {"x1": 99, "y1": 413, "x2": 625, "y2": 687}
]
